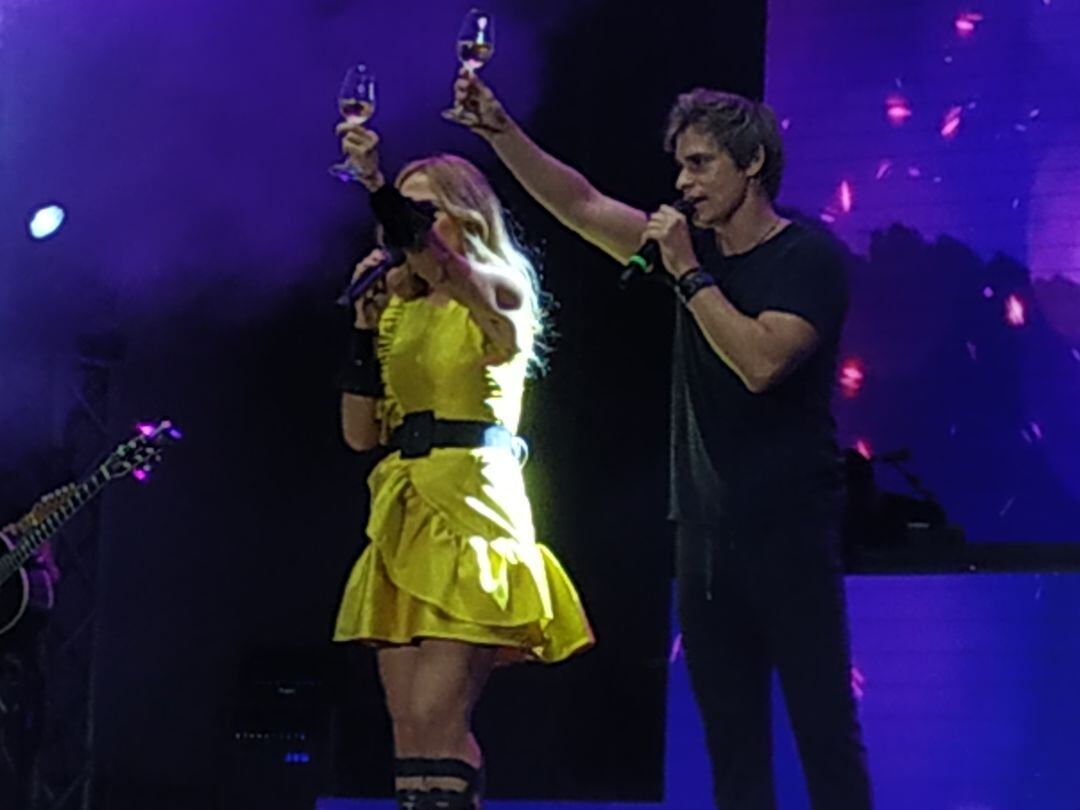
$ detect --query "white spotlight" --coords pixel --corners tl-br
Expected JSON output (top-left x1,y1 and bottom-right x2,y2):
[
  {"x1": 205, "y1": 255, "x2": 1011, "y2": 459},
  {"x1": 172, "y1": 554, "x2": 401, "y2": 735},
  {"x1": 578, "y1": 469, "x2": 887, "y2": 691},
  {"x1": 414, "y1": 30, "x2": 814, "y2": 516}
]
[{"x1": 28, "y1": 205, "x2": 66, "y2": 240}]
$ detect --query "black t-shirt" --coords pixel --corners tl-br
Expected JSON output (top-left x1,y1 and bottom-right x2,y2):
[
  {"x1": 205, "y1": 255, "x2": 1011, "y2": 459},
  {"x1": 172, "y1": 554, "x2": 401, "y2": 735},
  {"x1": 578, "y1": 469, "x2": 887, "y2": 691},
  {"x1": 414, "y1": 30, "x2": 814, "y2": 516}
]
[{"x1": 669, "y1": 221, "x2": 848, "y2": 528}]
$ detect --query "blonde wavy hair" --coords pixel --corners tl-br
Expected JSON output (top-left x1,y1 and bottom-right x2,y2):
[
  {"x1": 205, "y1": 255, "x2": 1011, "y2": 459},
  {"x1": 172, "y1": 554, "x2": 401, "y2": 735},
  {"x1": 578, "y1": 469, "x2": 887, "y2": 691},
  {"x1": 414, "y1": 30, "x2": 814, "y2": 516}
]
[{"x1": 396, "y1": 154, "x2": 550, "y2": 375}]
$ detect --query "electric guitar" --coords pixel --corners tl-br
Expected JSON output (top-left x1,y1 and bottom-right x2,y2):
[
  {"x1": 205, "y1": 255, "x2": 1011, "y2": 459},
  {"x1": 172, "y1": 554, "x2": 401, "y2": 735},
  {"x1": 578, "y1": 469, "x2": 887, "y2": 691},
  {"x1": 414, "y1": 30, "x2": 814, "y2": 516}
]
[{"x1": 0, "y1": 420, "x2": 181, "y2": 636}]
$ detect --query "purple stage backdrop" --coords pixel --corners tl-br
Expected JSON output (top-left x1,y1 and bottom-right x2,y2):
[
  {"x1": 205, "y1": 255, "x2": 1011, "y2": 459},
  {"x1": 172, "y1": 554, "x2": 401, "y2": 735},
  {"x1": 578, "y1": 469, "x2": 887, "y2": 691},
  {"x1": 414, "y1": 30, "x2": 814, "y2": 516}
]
[
  {"x1": 765, "y1": 0, "x2": 1080, "y2": 542},
  {"x1": 760, "y1": 1, "x2": 1080, "y2": 808}
]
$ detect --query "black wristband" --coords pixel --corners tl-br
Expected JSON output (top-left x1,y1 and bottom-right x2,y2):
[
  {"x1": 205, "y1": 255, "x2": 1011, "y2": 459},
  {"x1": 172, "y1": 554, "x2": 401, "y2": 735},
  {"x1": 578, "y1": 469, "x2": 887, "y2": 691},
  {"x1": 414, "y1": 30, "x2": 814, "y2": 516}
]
[
  {"x1": 369, "y1": 184, "x2": 437, "y2": 251},
  {"x1": 338, "y1": 328, "x2": 384, "y2": 397},
  {"x1": 675, "y1": 268, "x2": 716, "y2": 305}
]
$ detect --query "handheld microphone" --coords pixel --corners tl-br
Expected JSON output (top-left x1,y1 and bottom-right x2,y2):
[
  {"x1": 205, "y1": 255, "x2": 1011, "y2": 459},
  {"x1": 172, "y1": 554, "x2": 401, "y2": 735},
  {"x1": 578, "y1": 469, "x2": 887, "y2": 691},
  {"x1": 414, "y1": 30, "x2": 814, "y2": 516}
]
[
  {"x1": 618, "y1": 198, "x2": 696, "y2": 289},
  {"x1": 335, "y1": 247, "x2": 406, "y2": 307}
]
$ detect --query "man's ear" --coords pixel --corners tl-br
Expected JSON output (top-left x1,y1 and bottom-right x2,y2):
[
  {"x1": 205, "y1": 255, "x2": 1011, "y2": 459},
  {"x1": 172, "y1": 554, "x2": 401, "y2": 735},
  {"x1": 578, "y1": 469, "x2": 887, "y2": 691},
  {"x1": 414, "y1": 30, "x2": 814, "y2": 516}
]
[{"x1": 746, "y1": 144, "x2": 766, "y2": 181}]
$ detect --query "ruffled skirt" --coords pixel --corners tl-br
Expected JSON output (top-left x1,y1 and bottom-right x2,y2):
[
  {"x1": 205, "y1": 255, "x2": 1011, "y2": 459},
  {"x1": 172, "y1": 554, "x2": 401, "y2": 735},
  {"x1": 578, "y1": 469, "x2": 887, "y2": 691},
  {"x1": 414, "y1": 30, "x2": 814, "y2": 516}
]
[{"x1": 334, "y1": 447, "x2": 594, "y2": 664}]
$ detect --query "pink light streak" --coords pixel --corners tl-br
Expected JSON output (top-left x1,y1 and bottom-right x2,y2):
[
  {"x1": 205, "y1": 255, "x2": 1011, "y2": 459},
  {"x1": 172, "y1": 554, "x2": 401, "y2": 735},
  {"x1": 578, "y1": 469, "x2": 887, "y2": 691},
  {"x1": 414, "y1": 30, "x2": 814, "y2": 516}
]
[
  {"x1": 875, "y1": 160, "x2": 893, "y2": 180},
  {"x1": 838, "y1": 180, "x2": 854, "y2": 213},
  {"x1": 839, "y1": 357, "x2": 866, "y2": 398},
  {"x1": 954, "y1": 12, "x2": 984, "y2": 37},
  {"x1": 1004, "y1": 294, "x2": 1026, "y2": 326},
  {"x1": 885, "y1": 94, "x2": 913, "y2": 126},
  {"x1": 941, "y1": 105, "x2": 964, "y2": 140},
  {"x1": 855, "y1": 439, "x2": 873, "y2": 460},
  {"x1": 669, "y1": 632, "x2": 683, "y2": 664},
  {"x1": 851, "y1": 665, "x2": 866, "y2": 701}
]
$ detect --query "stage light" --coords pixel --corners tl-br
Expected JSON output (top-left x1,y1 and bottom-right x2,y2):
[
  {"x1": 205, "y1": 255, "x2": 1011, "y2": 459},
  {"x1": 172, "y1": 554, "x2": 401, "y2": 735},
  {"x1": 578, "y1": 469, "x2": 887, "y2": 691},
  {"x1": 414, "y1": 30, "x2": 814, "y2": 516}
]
[{"x1": 28, "y1": 204, "x2": 66, "y2": 239}]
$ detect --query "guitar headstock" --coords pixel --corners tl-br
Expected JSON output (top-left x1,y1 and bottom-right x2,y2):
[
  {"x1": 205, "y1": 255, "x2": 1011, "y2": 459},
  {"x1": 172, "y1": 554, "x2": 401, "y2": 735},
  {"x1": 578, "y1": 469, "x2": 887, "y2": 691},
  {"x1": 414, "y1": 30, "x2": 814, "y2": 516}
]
[{"x1": 102, "y1": 420, "x2": 183, "y2": 482}]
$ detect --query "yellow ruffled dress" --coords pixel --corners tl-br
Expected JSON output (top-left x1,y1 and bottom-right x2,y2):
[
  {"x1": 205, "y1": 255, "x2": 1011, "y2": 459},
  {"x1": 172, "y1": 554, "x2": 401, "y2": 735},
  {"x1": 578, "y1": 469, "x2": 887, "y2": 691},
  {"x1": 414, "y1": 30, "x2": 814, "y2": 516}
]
[{"x1": 333, "y1": 294, "x2": 594, "y2": 664}]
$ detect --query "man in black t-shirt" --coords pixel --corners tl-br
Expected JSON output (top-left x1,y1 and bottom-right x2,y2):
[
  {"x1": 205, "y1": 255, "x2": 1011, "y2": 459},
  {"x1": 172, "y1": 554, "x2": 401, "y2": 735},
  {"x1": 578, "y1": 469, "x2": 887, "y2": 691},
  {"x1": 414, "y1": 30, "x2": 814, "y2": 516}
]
[{"x1": 453, "y1": 75, "x2": 873, "y2": 809}]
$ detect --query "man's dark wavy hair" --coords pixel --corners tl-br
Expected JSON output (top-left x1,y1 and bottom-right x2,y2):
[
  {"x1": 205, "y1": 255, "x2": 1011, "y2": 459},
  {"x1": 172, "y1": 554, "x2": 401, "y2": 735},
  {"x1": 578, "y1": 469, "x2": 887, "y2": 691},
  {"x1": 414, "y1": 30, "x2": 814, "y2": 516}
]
[{"x1": 664, "y1": 88, "x2": 785, "y2": 201}]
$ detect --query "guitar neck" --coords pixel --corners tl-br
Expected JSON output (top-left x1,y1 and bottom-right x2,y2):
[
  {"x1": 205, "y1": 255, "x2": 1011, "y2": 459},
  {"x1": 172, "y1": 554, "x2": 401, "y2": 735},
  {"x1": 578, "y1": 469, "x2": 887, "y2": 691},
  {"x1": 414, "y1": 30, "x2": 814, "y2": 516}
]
[{"x1": 0, "y1": 467, "x2": 110, "y2": 585}]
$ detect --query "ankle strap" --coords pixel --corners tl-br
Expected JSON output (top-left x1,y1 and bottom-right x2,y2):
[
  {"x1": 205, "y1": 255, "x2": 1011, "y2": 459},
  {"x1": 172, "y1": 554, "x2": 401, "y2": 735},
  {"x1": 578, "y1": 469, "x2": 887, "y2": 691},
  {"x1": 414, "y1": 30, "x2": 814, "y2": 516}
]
[{"x1": 393, "y1": 757, "x2": 479, "y2": 788}]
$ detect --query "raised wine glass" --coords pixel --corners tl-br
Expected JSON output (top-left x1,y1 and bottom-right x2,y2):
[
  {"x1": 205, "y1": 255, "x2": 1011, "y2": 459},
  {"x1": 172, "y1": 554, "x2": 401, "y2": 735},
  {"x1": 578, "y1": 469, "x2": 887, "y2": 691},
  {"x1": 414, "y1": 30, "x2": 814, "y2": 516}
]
[
  {"x1": 329, "y1": 64, "x2": 377, "y2": 182},
  {"x1": 442, "y1": 9, "x2": 495, "y2": 125}
]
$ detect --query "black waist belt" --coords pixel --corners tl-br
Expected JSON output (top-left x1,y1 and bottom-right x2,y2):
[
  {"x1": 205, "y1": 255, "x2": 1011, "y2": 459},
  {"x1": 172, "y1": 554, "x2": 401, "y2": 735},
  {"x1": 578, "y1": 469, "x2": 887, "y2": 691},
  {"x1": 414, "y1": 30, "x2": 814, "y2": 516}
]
[{"x1": 389, "y1": 410, "x2": 523, "y2": 460}]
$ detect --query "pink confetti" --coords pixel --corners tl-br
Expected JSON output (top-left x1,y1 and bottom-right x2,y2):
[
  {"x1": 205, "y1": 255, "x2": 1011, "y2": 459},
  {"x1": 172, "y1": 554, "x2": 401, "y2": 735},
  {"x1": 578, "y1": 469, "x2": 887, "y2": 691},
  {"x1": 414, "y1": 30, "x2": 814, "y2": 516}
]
[
  {"x1": 839, "y1": 357, "x2": 866, "y2": 398},
  {"x1": 885, "y1": 94, "x2": 913, "y2": 126},
  {"x1": 669, "y1": 633, "x2": 683, "y2": 664},
  {"x1": 780, "y1": 117, "x2": 792, "y2": 131},
  {"x1": 966, "y1": 341, "x2": 978, "y2": 361},
  {"x1": 1030, "y1": 422, "x2": 1043, "y2": 440},
  {"x1": 875, "y1": 160, "x2": 893, "y2": 180},
  {"x1": 851, "y1": 665, "x2": 866, "y2": 701},
  {"x1": 955, "y1": 12, "x2": 984, "y2": 37},
  {"x1": 855, "y1": 439, "x2": 873, "y2": 459},
  {"x1": 982, "y1": 286, "x2": 994, "y2": 299},
  {"x1": 941, "y1": 105, "x2": 964, "y2": 140},
  {"x1": 907, "y1": 166, "x2": 922, "y2": 178},
  {"x1": 838, "y1": 180, "x2": 854, "y2": 213},
  {"x1": 1004, "y1": 294, "x2": 1026, "y2": 327},
  {"x1": 999, "y1": 497, "x2": 1016, "y2": 517},
  {"x1": 1072, "y1": 349, "x2": 1080, "y2": 362},
  {"x1": 1029, "y1": 108, "x2": 1041, "y2": 119},
  {"x1": 820, "y1": 209, "x2": 837, "y2": 224}
]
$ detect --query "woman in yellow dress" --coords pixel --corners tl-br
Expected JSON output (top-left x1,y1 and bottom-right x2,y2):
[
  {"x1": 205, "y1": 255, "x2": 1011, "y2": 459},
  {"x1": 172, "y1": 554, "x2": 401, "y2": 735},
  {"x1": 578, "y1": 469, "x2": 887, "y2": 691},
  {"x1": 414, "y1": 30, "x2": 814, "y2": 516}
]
[{"x1": 332, "y1": 121, "x2": 594, "y2": 810}]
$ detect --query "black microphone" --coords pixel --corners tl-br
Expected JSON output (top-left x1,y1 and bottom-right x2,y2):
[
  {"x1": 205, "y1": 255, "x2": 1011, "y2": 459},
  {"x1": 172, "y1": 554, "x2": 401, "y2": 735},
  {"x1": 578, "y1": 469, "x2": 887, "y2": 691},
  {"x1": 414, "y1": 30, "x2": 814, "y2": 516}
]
[
  {"x1": 618, "y1": 198, "x2": 696, "y2": 289},
  {"x1": 336, "y1": 247, "x2": 406, "y2": 308}
]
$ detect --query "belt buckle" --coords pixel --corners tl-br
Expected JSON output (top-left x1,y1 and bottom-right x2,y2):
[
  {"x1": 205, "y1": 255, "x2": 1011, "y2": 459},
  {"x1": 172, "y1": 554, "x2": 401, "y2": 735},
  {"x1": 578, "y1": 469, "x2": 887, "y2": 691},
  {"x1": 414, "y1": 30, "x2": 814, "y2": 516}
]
[{"x1": 399, "y1": 411, "x2": 435, "y2": 458}]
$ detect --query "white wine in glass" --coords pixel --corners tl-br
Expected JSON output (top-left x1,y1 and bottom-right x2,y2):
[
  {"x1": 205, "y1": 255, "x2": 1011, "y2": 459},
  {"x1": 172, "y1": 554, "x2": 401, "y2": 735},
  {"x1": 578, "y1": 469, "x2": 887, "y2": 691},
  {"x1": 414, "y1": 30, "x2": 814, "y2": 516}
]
[
  {"x1": 329, "y1": 64, "x2": 377, "y2": 182},
  {"x1": 444, "y1": 9, "x2": 495, "y2": 124},
  {"x1": 339, "y1": 98, "x2": 375, "y2": 125},
  {"x1": 457, "y1": 37, "x2": 494, "y2": 72}
]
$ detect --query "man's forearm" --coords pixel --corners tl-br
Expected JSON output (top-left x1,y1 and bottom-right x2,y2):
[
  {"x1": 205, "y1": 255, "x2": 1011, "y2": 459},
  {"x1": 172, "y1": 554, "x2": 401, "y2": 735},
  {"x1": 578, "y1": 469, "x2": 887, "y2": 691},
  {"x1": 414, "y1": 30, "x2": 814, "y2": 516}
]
[
  {"x1": 685, "y1": 288, "x2": 798, "y2": 394},
  {"x1": 488, "y1": 122, "x2": 598, "y2": 234},
  {"x1": 486, "y1": 122, "x2": 646, "y2": 262}
]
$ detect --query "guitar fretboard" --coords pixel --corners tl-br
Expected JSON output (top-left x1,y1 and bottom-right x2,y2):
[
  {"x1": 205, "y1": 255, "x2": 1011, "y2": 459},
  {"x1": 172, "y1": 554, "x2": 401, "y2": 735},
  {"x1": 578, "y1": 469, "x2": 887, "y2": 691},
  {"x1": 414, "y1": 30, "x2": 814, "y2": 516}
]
[{"x1": 0, "y1": 467, "x2": 109, "y2": 585}]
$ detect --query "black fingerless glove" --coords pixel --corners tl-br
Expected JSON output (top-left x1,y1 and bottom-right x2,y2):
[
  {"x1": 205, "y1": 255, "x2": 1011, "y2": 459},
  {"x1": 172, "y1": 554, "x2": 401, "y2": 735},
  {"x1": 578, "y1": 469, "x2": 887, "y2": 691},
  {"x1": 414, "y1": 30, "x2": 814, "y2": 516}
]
[
  {"x1": 337, "y1": 328, "x2": 384, "y2": 397},
  {"x1": 369, "y1": 184, "x2": 437, "y2": 251}
]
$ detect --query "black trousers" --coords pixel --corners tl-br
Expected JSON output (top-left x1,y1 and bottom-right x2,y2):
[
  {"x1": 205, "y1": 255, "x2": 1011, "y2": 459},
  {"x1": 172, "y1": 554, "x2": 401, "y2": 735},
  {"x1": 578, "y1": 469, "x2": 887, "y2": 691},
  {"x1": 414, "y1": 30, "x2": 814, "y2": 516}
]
[{"x1": 675, "y1": 520, "x2": 873, "y2": 810}]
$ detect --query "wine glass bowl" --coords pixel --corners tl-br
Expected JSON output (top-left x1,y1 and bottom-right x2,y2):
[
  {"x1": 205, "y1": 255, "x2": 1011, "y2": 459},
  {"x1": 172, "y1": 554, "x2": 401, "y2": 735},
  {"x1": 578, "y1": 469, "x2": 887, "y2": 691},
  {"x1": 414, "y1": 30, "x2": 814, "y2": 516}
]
[{"x1": 329, "y1": 64, "x2": 377, "y2": 182}]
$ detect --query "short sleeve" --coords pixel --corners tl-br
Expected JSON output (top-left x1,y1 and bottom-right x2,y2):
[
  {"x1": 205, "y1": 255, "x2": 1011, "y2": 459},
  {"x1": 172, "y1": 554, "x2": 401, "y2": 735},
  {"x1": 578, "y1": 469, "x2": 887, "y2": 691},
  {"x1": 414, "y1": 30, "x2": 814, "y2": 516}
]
[{"x1": 761, "y1": 234, "x2": 849, "y2": 341}]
